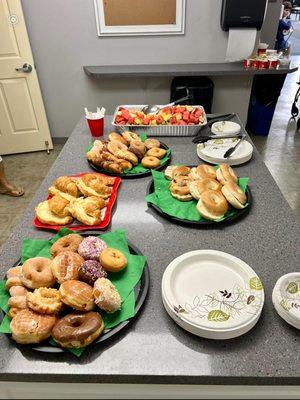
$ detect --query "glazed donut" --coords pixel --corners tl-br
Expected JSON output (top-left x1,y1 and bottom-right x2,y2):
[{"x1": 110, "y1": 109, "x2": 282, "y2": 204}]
[
  {"x1": 221, "y1": 181, "x2": 247, "y2": 209},
  {"x1": 147, "y1": 147, "x2": 167, "y2": 160},
  {"x1": 129, "y1": 140, "x2": 146, "y2": 160},
  {"x1": 52, "y1": 312, "x2": 104, "y2": 348},
  {"x1": 196, "y1": 190, "x2": 228, "y2": 221},
  {"x1": 78, "y1": 236, "x2": 107, "y2": 260},
  {"x1": 10, "y1": 309, "x2": 57, "y2": 344},
  {"x1": 51, "y1": 251, "x2": 84, "y2": 284},
  {"x1": 144, "y1": 138, "x2": 160, "y2": 150},
  {"x1": 172, "y1": 166, "x2": 191, "y2": 178},
  {"x1": 27, "y1": 288, "x2": 63, "y2": 315},
  {"x1": 108, "y1": 132, "x2": 128, "y2": 145},
  {"x1": 93, "y1": 278, "x2": 121, "y2": 313},
  {"x1": 20, "y1": 258, "x2": 56, "y2": 289},
  {"x1": 78, "y1": 260, "x2": 107, "y2": 286},
  {"x1": 189, "y1": 178, "x2": 222, "y2": 200},
  {"x1": 216, "y1": 164, "x2": 238, "y2": 185},
  {"x1": 99, "y1": 248, "x2": 128, "y2": 273},
  {"x1": 50, "y1": 234, "x2": 83, "y2": 257},
  {"x1": 59, "y1": 280, "x2": 94, "y2": 311},
  {"x1": 121, "y1": 131, "x2": 141, "y2": 145},
  {"x1": 141, "y1": 156, "x2": 160, "y2": 169}
]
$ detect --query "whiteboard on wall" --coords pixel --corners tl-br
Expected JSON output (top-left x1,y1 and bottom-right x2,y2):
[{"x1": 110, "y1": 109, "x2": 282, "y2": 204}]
[{"x1": 94, "y1": 0, "x2": 186, "y2": 36}]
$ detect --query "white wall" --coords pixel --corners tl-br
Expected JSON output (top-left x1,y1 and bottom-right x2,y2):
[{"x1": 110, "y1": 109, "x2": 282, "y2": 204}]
[{"x1": 21, "y1": 0, "x2": 278, "y2": 138}]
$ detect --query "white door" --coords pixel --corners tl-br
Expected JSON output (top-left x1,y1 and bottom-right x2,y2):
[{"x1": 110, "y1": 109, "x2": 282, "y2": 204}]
[{"x1": 0, "y1": 0, "x2": 53, "y2": 155}]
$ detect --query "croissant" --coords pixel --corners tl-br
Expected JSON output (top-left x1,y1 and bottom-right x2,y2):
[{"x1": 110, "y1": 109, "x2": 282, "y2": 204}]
[
  {"x1": 48, "y1": 195, "x2": 71, "y2": 218},
  {"x1": 54, "y1": 176, "x2": 80, "y2": 197},
  {"x1": 69, "y1": 196, "x2": 104, "y2": 226},
  {"x1": 36, "y1": 200, "x2": 73, "y2": 225},
  {"x1": 76, "y1": 175, "x2": 112, "y2": 199}
]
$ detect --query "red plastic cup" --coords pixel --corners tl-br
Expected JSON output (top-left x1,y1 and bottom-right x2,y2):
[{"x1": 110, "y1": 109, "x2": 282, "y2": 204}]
[{"x1": 86, "y1": 117, "x2": 104, "y2": 138}]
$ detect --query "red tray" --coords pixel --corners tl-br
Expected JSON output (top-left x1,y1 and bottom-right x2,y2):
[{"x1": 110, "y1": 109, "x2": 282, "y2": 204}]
[{"x1": 34, "y1": 172, "x2": 121, "y2": 231}]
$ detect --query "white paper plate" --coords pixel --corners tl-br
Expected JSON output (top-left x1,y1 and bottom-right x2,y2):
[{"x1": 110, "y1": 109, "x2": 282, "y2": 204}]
[
  {"x1": 162, "y1": 250, "x2": 264, "y2": 340},
  {"x1": 197, "y1": 140, "x2": 253, "y2": 166},
  {"x1": 272, "y1": 273, "x2": 300, "y2": 330},
  {"x1": 211, "y1": 121, "x2": 241, "y2": 136}
]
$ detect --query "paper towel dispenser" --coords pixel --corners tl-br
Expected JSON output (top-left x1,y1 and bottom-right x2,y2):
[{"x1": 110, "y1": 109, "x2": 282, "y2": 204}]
[{"x1": 221, "y1": 0, "x2": 267, "y2": 31}]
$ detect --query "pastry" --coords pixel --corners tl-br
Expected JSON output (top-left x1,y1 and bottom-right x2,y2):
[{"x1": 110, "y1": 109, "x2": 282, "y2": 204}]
[
  {"x1": 51, "y1": 251, "x2": 84, "y2": 283},
  {"x1": 8, "y1": 307, "x2": 24, "y2": 319},
  {"x1": 6, "y1": 266, "x2": 21, "y2": 279},
  {"x1": 221, "y1": 181, "x2": 247, "y2": 209},
  {"x1": 93, "y1": 278, "x2": 121, "y2": 313},
  {"x1": 68, "y1": 196, "x2": 104, "y2": 226},
  {"x1": 8, "y1": 295, "x2": 27, "y2": 310},
  {"x1": 76, "y1": 174, "x2": 112, "y2": 199},
  {"x1": 5, "y1": 277, "x2": 23, "y2": 290},
  {"x1": 129, "y1": 140, "x2": 146, "y2": 159},
  {"x1": 164, "y1": 165, "x2": 177, "y2": 180},
  {"x1": 107, "y1": 140, "x2": 138, "y2": 165},
  {"x1": 50, "y1": 233, "x2": 83, "y2": 257},
  {"x1": 78, "y1": 260, "x2": 107, "y2": 286},
  {"x1": 196, "y1": 190, "x2": 229, "y2": 221},
  {"x1": 108, "y1": 132, "x2": 128, "y2": 145},
  {"x1": 48, "y1": 195, "x2": 71, "y2": 218},
  {"x1": 10, "y1": 309, "x2": 57, "y2": 344},
  {"x1": 59, "y1": 280, "x2": 94, "y2": 311},
  {"x1": 172, "y1": 166, "x2": 191, "y2": 178},
  {"x1": 146, "y1": 147, "x2": 167, "y2": 160},
  {"x1": 48, "y1": 176, "x2": 80, "y2": 201},
  {"x1": 99, "y1": 248, "x2": 127, "y2": 273},
  {"x1": 144, "y1": 138, "x2": 160, "y2": 150},
  {"x1": 141, "y1": 156, "x2": 160, "y2": 169},
  {"x1": 52, "y1": 312, "x2": 104, "y2": 348},
  {"x1": 35, "y1": 200, "x2": 73, "y2": 226},
  {"x1": 216, "y1": 164, "x2": 238, "y2": 185},
  {"x1": 20, "y1": 257, "x2": 56, "y2": 289},
  {"x1": 121, "y1": 131, "x2": 141, "y2": 144},
  {"x1": 189, "y1": 178, "x2": 222, "y2": 200},
  {"x1": 27, "y1": 288, "x2": 63, "y2": 315},
  {"x1": 78, "y1": 236, "x2": 107, "y2": 260},
  {"x1": 9, "y1": 286, "x2": 28, "y2": 297}
]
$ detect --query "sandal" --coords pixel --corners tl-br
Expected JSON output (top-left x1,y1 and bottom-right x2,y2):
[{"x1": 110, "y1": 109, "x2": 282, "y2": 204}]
[{"x1": 0, "y1": 186, "x2": 24, "y2": 197}]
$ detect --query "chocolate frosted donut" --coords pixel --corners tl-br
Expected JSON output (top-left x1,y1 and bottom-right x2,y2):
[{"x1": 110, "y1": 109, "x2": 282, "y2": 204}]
[
  {"x1": 78, "y1": 236, "x2": 107, "y2": 260},
  {"x1": 52, "y1": 312, "x2": 104, "y2": 348},
  {"x1": 79, "y1": 260, "x2": 107, "y2": 286}
]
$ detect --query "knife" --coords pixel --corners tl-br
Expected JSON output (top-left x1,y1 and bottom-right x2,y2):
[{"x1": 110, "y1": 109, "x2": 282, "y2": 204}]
[{"x1": 223, "y1": 136, "x2": 246, "y2": 158}]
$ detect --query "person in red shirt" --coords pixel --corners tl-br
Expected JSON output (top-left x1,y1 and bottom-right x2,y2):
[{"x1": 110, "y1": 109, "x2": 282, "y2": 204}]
[{"x1": 0, "y1": 157, "x2": 24, "y2": 197}]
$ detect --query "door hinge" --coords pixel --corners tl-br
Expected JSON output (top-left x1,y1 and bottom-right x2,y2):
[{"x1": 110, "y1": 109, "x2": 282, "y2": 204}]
[{"x1": 45, "y1": 141, "x2": 50, "y2": 155}]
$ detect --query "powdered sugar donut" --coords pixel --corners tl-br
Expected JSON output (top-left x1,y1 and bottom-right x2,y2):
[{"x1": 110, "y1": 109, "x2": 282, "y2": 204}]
[{"x1": 78, "y1": 236, "x2": 107, "y2": 260}]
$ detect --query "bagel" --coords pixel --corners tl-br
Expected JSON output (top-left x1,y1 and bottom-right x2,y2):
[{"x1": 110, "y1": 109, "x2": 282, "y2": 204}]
[
  {"x1": 144, "y1": 138, "x2": 160, "y2": 150},
  {"x1": 216, "y1": 164, "x2": 238, "y2": 185},
  {"x1": 189, "y1": 166, "x2": 211, "y2": 181},
  {"x1": 196, "y1": 190, "x2": 228, "y2": 221},
  {"x1": 146, "y1": 147, "x2": 167, "y2": 159},
  {"x1": 141, "y1": 156, "x2": 160, "y2": 169},
  {"x1": 196, "y1": 165, "x2": 217, "y2": 180},
  {"x1": 164, "y1": 165, "x2": 177, "y2": 180},
  {"x1": 169, "y1": 182, "x2": 193, "y2": 201},
  {"x1": 121, "y1": 131, "x2": 141, "y2": 144},
  {"x1": 189, "y1": 178, "x2": 222, "y2": 200},
  {"x1": 221, "y1": 181, "x2": 247, "y2": 209},
  {"x1": 173, "y1": 175, "x2": 190, "y2": 187},
  {"x1": 172, "y1": 166, "x2": 191, "y2": 178}
]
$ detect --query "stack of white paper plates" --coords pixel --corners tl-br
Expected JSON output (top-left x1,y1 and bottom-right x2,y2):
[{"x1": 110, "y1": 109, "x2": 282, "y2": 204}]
[
  {"x1": 162, "y1": 250, "x2": 264, "y2": 340},
  {"x1": 197, "y1": 139, "x2": 253, "y2": 166},
  {"x1": 272, "y1": 273, "x2": 300, "y2": 330},
  {"x1": 211, "y1": 121, "x2": 241, "y2": 136}
]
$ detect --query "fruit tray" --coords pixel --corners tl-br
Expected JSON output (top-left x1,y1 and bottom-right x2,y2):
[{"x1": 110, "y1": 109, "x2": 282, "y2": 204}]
[{"x1": 112, "y1": 105, "x2": 207, "y2": 137}]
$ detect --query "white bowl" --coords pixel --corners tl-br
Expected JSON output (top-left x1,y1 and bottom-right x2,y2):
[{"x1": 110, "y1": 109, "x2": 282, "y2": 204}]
[{"x1": 211, "y1": 121, "x2": 241, "y2": 136}]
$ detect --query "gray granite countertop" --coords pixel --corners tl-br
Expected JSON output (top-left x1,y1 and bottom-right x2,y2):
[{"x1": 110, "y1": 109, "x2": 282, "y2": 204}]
[{"x1": 0, "y1": 116, "x2": 299, "y2": 385}]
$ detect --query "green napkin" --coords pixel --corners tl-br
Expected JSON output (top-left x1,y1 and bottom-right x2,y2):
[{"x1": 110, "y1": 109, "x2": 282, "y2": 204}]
[
  {"x1": 0, "y1": 228, "x2": 146, "y2": 357},
  {"x1": 146, "y1": 170, "x2": 249, "y2": 222}
]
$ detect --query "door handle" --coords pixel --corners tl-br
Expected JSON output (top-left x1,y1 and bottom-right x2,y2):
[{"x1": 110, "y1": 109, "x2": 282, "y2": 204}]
[{"x1": 15, "y1": 63, "x2": 32, "y2": 73}]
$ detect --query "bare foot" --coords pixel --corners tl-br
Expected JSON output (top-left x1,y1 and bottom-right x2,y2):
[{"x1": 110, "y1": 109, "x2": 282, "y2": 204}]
[{"x1": 0, "y1": 182, "x2": 24, "y2": 197}]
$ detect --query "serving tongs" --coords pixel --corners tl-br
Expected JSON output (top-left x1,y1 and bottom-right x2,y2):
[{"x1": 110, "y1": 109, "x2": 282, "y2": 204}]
[
  {"x1": 196, "y1": 133, "x2": 244, "y2": 145},
  {"x1": 192, "y1": 113, "x2": 236, "y2": 143},
  {"x1": 223, "y1": 135, "x2": 246, "y2": 158}
]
